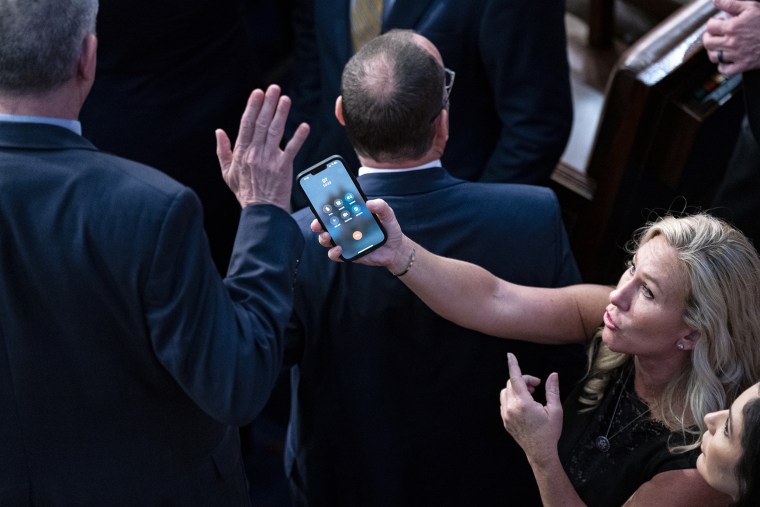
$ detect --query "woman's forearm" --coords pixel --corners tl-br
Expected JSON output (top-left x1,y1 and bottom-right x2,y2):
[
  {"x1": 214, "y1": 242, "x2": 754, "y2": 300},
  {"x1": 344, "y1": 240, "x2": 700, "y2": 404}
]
[{"x1": 392, "y1": 236, "x2": 609, "y2": 343}]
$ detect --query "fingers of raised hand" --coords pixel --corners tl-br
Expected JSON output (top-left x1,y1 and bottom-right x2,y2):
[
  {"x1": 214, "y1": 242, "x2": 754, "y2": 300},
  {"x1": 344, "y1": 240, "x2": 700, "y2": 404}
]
[
  {"x1": 284, "y1": 122, "x2": 310, "y2": 165},
  {"x1": 251, "y1": 85, "x2": 282, "y2": 153},
  {"x1": 264, "y1": 94, "x2": 290, "y2": 155},
  {"x1": 235, "y1": 89, "x2": 265, "y2": 156},
  {"x1": 215, "y1": 129, "x2": 232, "y2": 174}
]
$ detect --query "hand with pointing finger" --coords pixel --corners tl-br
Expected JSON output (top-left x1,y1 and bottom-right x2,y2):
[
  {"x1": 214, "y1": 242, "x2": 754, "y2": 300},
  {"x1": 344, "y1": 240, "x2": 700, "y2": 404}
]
[{"x1": 500, "y1": 352, "x2": 564, "y2": 467}]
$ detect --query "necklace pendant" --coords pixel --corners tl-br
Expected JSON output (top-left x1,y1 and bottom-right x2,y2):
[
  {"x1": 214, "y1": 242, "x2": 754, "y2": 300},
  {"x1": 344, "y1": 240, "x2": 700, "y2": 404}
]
[{"x1": 595, "y1": 435, "x2": 610, "y2": 452}]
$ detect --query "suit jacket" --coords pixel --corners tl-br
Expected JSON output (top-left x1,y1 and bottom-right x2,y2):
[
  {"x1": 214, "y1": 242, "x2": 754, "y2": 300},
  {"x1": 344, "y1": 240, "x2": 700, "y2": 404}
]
[
  {"x1": 285, "y1": 168, "x2": 585, "y2": 506},
  {"x1": 289, "y1": 0, "x2": 573, "y2": 207},
  {"x1": 0, "y1": 122, "x2": 303, "y2": 505}
]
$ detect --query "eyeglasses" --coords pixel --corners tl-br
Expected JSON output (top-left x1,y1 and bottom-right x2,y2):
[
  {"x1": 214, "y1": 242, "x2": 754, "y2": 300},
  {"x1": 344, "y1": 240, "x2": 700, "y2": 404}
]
[
  {"x1": 442, "y1": 67, "x2": 456, "y2": 106},
  {"x1": 430, "y1": 68, "x2": 456, "y2": 123}
]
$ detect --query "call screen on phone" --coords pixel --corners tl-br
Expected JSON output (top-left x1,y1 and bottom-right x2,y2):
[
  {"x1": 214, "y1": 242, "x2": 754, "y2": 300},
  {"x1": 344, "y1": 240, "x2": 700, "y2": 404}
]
[{"x1": 298, "y1": 156, "x2": 386, "y2": 261}]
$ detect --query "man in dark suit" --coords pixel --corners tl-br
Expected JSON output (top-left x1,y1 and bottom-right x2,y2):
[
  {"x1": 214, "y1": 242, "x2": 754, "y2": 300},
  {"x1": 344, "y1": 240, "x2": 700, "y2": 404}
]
[
  {"x1": 287, "y1": 0, "x2": 573, "y2": 208},
  {"x1": 284, "y1": 30, "x2": 584, "y2": 506},
  {"x1": 0, "y1": 0, "x2": 308, "y2": 504}
]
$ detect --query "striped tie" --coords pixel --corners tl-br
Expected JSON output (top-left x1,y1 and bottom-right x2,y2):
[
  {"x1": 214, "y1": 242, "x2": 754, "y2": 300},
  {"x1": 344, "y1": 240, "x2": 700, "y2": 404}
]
[{"x1": 351, "y1": 0, "x2": 383, "y2": 53}]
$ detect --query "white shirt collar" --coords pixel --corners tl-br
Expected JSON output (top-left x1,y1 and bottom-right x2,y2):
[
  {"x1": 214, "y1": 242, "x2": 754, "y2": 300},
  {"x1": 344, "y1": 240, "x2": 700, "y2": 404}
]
[{"x1": 358, "y1": 159, "x2": 441, "y2": 176}]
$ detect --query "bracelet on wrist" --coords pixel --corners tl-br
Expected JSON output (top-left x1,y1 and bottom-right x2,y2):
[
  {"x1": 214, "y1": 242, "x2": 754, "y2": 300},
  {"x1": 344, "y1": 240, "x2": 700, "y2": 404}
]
[{"x1": 392, "y1": 247, "x2": 416, "y2": 277}]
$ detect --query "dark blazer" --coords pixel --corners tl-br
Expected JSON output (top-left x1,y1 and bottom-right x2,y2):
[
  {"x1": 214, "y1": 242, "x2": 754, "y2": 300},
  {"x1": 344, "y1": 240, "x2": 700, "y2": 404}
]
[
  {"x1": 0, "y1": 122, "x2": 302, "y2": 505},
  {"x1": 285, "y1": 168, "x2": 585, "y2": 506},
  {"x1": 289, "y1": 0, "x2": 573, "y2": 207}
]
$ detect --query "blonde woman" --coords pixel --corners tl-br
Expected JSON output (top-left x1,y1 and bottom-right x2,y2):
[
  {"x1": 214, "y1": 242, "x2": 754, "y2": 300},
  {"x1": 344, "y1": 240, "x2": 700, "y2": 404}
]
[{"x1": 315, "y1": 205, "x2": 760, "y2": 506}]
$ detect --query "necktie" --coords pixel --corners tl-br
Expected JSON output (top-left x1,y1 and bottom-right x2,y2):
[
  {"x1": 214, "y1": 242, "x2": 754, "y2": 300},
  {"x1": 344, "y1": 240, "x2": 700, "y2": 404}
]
[{"x1": 351, "y1": 0, "x2": 383, "y2": 52}]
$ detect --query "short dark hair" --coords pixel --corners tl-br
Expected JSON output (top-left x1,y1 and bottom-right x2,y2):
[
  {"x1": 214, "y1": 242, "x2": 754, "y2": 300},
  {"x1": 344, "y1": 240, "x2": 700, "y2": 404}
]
[
  {"x1": 734, "y1": 393, "x2": 760, "y2": 507},
  {"x1": 340, "y1": 29, "x2": 445, "y2": 163}
]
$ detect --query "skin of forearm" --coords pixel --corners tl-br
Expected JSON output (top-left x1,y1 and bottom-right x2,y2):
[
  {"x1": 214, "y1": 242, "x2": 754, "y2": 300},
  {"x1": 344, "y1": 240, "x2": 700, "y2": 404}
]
[
  {"x1": 395, "y1": 237, "x2": 505, "y2": 336},
  {"x1": 393, "y1": 237, "x2": 611, "y2": 342},
  {"x1": 529, "y1": 453, "x2": 587, "y2": 507}
]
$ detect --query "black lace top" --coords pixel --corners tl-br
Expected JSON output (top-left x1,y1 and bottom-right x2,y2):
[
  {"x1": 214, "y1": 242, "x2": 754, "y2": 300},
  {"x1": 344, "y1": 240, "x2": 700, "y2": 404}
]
[{"x1": 557, "y1": 362, "x2": 699, "y2": 506}]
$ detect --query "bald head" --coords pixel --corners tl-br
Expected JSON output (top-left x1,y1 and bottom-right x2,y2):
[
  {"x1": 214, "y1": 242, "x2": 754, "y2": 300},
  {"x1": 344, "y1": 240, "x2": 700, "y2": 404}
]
[{"x1": 339, "y1": 29, "x2": 447, "y2": 164}]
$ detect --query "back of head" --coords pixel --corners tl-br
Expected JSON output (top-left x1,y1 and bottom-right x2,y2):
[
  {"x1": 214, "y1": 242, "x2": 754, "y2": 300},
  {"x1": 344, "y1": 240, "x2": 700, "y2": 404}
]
[
  {"x1": 340, "y1": 29, "x2": 444, "y2": 163},
  {"x1": 636, "y1": 214, "x2": 760, "y2": 437},
  {"x1": 0, "y1": 0, "x2": 98, "y2": 96}
]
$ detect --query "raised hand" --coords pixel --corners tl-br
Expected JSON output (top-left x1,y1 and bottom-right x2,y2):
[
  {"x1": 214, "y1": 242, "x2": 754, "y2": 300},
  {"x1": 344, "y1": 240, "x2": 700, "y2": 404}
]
[{"x1": 216, "y1": 85, "x2": 310, "y2": 209}]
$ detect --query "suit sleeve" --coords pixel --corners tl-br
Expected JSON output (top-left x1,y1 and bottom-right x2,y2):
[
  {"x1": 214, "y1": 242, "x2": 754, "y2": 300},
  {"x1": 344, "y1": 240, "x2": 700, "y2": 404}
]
[
  {"x1": 478, "y1": 0, "x2": 573, "y2": 184},
  {"x1": 144, "y1": 189, "x2": 304, "y2": 426}
]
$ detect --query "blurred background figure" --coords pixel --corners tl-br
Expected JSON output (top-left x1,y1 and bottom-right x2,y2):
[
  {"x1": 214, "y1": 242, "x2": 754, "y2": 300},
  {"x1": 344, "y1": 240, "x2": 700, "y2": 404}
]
[
  {"x1": 78, "y1": 3, "x2": 299, "y2": 504},
  {"x1": 703, "y1": 0, "x2": 760, "y2": 246},
  {"x1": 80, "y1": 0, "x2": 296, "y2": 273}
]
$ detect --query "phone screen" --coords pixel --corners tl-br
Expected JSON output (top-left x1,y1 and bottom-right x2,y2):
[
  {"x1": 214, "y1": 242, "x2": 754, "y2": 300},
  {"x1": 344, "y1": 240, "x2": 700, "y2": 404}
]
[{"x1": 297, "y1": 155, "x2": 387, "y2": 261}]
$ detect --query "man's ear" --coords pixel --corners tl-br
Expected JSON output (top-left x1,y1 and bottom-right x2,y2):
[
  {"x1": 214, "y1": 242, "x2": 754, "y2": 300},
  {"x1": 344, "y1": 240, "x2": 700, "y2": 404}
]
[
  {"x1": 436, "y1": 108, "x2": 449, "y2": 141},
  {"x1": 335, "y1": 96, "x2": 346, "y2": 126},
  {"x1": 79, "y1": 34, "x2": 97, "y2": 84},
  {"x1": 429, "y1": 108, "x2": 449, "y2": 156}
]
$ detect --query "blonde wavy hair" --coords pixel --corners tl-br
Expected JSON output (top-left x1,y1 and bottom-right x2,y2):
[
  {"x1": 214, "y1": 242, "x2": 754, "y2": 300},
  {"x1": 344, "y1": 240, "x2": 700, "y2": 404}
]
[{"x1": 578, "y1": 214, "x2": 760, "y2": 451}]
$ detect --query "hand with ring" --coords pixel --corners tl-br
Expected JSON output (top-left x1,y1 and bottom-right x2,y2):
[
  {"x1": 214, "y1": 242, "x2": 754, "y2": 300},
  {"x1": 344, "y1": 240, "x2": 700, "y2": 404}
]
[{"x1": 702, "y1": 0, "x2": 760, "y2": 75}]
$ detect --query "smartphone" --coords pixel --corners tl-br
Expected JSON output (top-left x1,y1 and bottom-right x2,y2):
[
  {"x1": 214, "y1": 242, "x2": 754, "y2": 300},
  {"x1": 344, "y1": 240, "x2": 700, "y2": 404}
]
[{"x1": 297, "y1": 155, "x2": 387, "y2": 261}]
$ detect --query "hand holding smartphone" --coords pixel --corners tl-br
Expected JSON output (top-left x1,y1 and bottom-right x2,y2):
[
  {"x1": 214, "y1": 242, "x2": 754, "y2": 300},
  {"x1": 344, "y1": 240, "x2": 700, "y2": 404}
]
[{"x1": 297, "y1": 155, "x2": 387, "y2": 261}]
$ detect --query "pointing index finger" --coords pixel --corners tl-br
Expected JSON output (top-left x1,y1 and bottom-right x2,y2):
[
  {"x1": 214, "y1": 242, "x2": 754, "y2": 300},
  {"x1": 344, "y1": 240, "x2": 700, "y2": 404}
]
[{"x1": 507, "y1": 353, "x2": 529, "y2": 397}]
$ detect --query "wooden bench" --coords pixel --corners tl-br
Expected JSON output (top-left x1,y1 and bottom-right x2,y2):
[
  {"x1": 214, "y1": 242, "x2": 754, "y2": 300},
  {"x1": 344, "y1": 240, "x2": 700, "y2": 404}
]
[{"x1": 552, "y1": 0, "x2": 746, "y2": 282}]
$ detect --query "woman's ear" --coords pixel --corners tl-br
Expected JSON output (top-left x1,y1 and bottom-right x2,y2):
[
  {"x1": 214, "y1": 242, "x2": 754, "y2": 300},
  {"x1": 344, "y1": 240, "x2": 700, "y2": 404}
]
[{"x1": 678, "y1": 329, "x2": 700, "y2": 351}]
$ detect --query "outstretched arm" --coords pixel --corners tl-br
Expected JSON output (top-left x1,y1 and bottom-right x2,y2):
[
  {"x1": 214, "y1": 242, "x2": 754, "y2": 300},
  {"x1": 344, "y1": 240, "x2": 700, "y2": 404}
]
[{"x1": 315, "y1": 199, "x2": 611, "y2": 344}]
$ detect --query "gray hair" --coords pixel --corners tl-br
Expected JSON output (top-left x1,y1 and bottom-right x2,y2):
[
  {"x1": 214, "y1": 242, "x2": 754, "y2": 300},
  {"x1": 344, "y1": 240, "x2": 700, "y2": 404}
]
[{"x1": 0, "y1": 0, "x2": 98, "y2": 95}]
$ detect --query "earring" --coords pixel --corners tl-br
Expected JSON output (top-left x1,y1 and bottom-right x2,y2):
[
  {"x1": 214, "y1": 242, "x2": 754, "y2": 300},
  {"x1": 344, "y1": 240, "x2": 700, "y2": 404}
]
[{"x1": 677, "y1": 343, "x2": 685, "y2": 350}]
